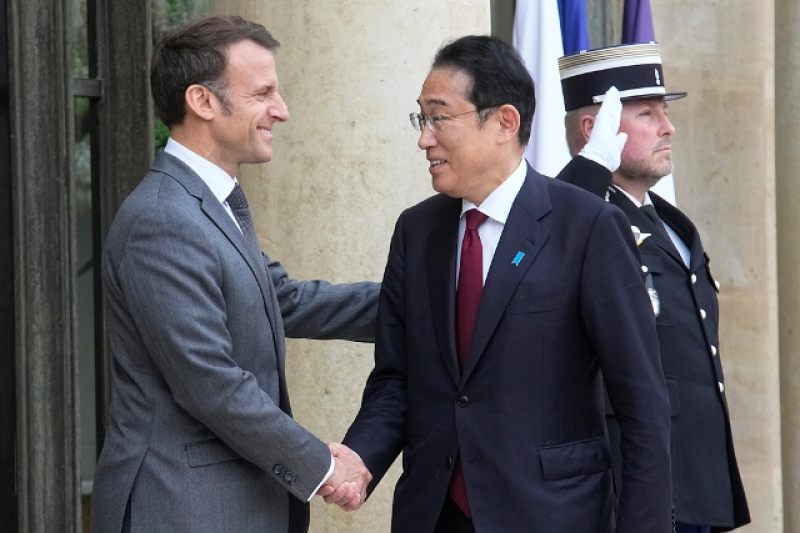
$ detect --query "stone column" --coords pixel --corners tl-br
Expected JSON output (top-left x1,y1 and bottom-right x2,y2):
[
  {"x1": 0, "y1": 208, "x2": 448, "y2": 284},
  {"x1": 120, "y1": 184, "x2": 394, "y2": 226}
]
[
  {"x1": 653, "y1": 1, "x2": 781, "y2": 530},
  {"x1": 211, "y1": 1, "x2": 490, "y2": 530},
  {"x1": 777, "y1": 0, "x2": 800, "y2": 530},
  {"x1": 9, "y1": 0, "x2": 82, "y2": 530}
]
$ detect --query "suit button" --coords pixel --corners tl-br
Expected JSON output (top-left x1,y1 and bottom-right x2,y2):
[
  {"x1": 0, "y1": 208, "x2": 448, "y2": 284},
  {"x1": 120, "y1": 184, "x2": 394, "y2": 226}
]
[
  {"x1": 711, "y1": 345, "x2": 717, "y2": 356},
  {"x1": 699, "y1": 308, "x2": 707, "y2": 320},
  {"x1": 285, "y1": 471, "x2": 296, "y2": 483},
  {"x1": 457, "y1": 396, "x2": 469, "y2": 407},
  {"x1": 718, "y1": 382, "x2": 725, "y2": 393},
  {"x1": 691, "y1": 274, "x2": 697, "y2": 284},
  {"x1": 273, "y1": 464, "x2": 285, "y2": 475},
  {"x1": 446, "y1": 456, "x2": 454, "y2": 468}
]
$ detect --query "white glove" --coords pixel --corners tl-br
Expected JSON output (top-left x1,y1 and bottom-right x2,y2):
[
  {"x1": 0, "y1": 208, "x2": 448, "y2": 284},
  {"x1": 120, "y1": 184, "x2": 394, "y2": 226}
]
[{"x1": 578, "y1": 86, "x2": 628, "y2": 172}]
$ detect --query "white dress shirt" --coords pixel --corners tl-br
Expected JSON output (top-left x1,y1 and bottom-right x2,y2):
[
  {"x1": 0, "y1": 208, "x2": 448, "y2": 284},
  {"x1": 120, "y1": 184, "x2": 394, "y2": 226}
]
[
  {"x1": 457, "y1": 158, "x2": 527, "y2": 285},
  {"x1": 164, "y1": 138, "x2": 243, "y2": 231}
]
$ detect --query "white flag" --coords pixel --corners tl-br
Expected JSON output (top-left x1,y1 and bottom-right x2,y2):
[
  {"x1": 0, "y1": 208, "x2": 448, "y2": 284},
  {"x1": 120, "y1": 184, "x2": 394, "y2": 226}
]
[{"x1": 512, "y1": 0, "x2": 571, "y2": 177}]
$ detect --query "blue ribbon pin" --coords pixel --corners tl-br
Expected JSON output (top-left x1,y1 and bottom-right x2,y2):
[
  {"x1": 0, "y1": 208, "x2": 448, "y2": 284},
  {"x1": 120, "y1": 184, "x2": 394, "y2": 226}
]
[{"x1": 512, "y1": 251, "x2": 525, "y2": 266}]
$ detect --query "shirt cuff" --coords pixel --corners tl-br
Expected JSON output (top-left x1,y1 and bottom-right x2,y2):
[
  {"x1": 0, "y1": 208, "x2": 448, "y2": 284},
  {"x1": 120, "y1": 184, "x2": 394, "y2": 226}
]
[{"x1": 308, "y1": 455, "x2": 335, "y2": 502}]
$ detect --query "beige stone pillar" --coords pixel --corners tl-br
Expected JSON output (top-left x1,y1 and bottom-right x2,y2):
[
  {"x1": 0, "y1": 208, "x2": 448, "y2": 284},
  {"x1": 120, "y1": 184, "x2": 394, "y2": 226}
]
[
  {"x1": 777, "y1": 0, "x2": 800, "y2": 530},
  {"x1": 653, "y1": 1, "x2": 781, "y2": 531},
  {"x1": 211, "y1": 1, "x2": 490, "y2": 530}
]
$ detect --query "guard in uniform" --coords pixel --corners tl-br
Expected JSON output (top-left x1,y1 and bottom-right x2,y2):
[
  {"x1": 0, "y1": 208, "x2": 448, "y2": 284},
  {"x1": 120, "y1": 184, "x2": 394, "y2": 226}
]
[{"x1": 557, "y1": 43, "x2": 750, "y2": 533}]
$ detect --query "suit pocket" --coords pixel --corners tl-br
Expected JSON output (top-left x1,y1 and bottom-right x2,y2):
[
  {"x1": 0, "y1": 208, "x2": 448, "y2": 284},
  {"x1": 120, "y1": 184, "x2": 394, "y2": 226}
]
[
  {"x1": 185, "y1": 438, "x2": 242, "y2": 468},
  {"x1": 506, "y1": 288, "x2": 566, "y2": 314},
  {"x1": 539, "y1": 437, "x2": 611, "y2": 480},
  {"x1": 640, "y1": 250, "x2": 663, "y2": 275}
]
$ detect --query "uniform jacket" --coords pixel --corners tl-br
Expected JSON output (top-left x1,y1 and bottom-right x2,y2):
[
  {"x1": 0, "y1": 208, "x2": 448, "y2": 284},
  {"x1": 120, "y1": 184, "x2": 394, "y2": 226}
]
[
  {"x1": 91, "y1": 151, "x2": 379, "y2": 533},
  {"x1": 559, "y1": 156, "x2": 750, "y2": 531},
  {"x1": 344, "y1": 164, "x2": 672, "y2": 533}
]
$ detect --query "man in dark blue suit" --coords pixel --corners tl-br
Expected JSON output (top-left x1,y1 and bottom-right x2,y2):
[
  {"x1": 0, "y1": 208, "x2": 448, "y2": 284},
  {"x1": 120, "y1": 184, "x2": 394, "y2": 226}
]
[
  {"x1": 558, "y1": 43, "x2": 751, "y2": 533},
  {"x1": 340, "y1": 35, "x2": 672, "y2": 532}
]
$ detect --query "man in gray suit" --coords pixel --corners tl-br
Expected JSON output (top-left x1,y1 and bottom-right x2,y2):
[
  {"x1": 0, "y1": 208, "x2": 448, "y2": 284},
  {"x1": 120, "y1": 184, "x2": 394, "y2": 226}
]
[{"x1": 91, "y1": 15, "x2": 377, "y2": 533}]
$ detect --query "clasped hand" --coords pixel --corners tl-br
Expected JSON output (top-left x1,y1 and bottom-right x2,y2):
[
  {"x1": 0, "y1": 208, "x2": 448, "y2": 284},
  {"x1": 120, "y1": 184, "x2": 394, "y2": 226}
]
[{"x1": 316, "y1": 443, "x2": 372, "y2": 512}]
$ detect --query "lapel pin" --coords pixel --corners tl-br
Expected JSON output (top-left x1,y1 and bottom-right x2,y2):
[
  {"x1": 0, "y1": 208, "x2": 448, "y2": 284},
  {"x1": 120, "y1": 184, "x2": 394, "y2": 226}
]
[{"x1": 512, "y1": 251, "x2": 525, "y2": 266}]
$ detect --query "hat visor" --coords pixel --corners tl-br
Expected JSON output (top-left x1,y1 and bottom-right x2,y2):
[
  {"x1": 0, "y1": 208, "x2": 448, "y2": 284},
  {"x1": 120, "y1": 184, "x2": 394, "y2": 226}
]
[{"x1": 618, "y1": 91, "x2": 688, "y2": 103}]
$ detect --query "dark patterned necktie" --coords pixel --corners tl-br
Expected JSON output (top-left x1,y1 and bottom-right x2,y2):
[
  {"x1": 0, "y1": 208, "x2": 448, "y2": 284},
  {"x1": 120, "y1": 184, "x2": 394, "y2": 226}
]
[
  {"x1": 640, "y1": 204, "x2": 679, "y2": 257},
  {"x1": 226, "y1": 183, "x2": 262, "y2": 262},
  {"x1": 449, "y1": 208, "x2": 489, "y2": 518}
]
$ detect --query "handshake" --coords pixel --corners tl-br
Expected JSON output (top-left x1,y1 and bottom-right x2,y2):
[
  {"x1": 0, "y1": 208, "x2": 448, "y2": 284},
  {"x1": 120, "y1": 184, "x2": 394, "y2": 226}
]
[{"x1": 316, "y1": 443, "x2": 373, "y2": 512}]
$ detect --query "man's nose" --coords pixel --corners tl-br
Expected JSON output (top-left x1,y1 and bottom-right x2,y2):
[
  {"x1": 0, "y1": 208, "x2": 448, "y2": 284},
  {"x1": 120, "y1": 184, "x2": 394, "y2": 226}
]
[
  {"x1": 272, "y1": 93, "x2": 290, "y2": 122},
  {"x1": 417, "y1": 126, "x2": 436, "y2": 150},
  {"x1": 661, "y1": 114, "x2": 675, "y2": 136}
]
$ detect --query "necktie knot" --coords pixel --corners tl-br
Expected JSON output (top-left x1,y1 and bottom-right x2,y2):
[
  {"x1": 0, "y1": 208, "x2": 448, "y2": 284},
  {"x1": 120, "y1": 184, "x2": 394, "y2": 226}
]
[
  {"x1": 640, "y1": 204, "x2": 661, "y2": 223},
  {"x1": 465, "y1": 209, "x2": 488, "y2": 231},
  {"x1": 227, "y1": 183, "x2": 249, "y2": 211}
]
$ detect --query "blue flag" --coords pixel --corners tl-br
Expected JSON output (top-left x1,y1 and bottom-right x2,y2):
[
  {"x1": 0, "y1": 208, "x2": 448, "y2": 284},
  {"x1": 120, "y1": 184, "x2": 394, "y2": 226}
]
[
  {"x1": 557, "y1": 0, "x2": 589, "y2": 55},
  {"x1": 622, "y1": 0, "x2": 656, "y2": 43}
]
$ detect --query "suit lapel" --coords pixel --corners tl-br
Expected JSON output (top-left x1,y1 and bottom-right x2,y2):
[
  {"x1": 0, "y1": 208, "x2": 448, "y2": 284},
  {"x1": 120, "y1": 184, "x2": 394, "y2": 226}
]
[
  {"x1": 153, "y1": 152, "x2": 284, "y2": 358},
  {"x1": 651, "y1": 193, "x2": 704, "y2": 272},
  {"x1": 608, "y1": 188, "x2": 685, "y2": 266},
  {"x1": 427, "y1": 199, "x2": 462, "y2": 386},
  {"x1": 462, "y1": 167, "x2": 552, "y2": 381}
]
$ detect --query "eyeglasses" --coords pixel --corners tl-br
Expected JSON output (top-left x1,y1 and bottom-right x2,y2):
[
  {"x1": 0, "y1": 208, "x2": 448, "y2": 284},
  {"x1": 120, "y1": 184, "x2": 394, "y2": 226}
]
[{"x1": 409, "y1": 109, "x2": 482, "y2": 132}]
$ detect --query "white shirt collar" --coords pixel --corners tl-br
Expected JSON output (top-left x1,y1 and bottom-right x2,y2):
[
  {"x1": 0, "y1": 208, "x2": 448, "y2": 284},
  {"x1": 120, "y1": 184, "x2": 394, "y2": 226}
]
[
  {"x1": 461, "y1": 158, "x2": 527, "y2": 223},
  {"x1": 612, "y1": 184, "x2": 654, "y2": 208},
  {"x1": 164, "y1": 137, "x2": 237, "y2": 204}
]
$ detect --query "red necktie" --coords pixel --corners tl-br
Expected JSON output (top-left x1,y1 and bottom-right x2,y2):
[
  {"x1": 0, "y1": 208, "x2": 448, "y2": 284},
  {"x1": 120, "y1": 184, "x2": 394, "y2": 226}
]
[
  {"x1": 456, "y1": 209, "x2": 489, "y2": 365},
  {"x1": 449, "y1": 208, "x2": 488, "y2": 518}
]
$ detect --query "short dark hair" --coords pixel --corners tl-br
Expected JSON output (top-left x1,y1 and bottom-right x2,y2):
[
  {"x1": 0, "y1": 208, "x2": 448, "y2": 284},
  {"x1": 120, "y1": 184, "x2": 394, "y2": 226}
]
[
  {"x1": 151, "y1": 15, "x2": 280, "y2": 128},
  {"x1": 432, "y1": 35, "x2": 535, "y2": 146}
]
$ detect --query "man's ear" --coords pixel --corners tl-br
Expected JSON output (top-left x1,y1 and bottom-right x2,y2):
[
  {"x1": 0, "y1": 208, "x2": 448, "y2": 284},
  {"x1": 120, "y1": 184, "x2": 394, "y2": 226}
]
[
  {"x1": 184, "y1": 84, "x2": 215, "y2": 121},
  {"x1": 580, "y1": 114, "x2": 596, "y2": 144},
  {"x1": 494, "y1": 104, "x2": 521, "y2": 143}
]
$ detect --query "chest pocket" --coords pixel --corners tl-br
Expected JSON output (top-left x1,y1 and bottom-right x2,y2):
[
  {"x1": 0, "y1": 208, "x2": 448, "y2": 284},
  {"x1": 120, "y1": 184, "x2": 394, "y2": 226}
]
[
  {"x1": 640, "y1": 250, "x2": 664, "y2": 275},
  {"x1": 506, "y1": 288, "x2": 567, "y2": 314}
]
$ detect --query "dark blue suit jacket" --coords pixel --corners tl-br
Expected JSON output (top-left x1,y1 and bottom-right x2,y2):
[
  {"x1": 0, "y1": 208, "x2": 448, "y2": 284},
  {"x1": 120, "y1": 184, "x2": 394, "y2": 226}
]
[{"x1": 344, "y1": 164, "x2": 672, "y2": 532}]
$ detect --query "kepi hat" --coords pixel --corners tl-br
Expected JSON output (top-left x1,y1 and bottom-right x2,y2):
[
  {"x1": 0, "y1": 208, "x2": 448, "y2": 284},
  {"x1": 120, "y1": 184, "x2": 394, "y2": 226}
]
[{"x1": 558, "y1": 42, "x2": 686, "y2": 112}]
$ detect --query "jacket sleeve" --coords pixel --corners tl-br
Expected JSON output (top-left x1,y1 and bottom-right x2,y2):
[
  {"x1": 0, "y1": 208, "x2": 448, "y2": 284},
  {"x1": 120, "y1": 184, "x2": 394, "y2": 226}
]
[
  {"x1": 341, "y1": 215, "x2": 409, "y2": 494},
  {"x1": 266, "y1": 255, "x2": 380, "y2": 342},
  {"x1": 556, "y1": 156, "x2": 613, "y2": 198},
  {"x1": 111, "y1": 209, "x2": 332, "y2": 501},
  {"x1": 578, "y1": 203, "x2": 673, "y2": 532}
]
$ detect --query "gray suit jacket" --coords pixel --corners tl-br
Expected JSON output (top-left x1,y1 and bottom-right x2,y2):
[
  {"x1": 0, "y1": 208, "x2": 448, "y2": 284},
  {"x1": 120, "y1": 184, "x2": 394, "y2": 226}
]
[{"x1": 91, "y1": 151, "x2": 378, "y2": 533}]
